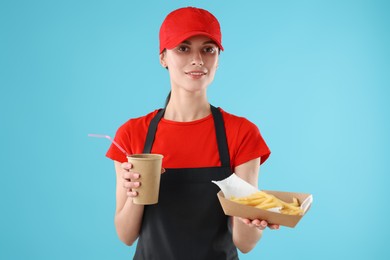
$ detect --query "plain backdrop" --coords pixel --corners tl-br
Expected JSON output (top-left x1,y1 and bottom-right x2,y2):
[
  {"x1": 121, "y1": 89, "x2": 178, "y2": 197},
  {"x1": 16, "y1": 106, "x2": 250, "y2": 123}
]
[{"x1": 1, "y1": 0, "x2": 389, "y2": 259}]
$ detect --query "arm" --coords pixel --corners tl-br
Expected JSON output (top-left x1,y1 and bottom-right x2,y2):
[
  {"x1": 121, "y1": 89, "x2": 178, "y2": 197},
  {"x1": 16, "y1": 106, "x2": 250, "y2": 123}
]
[
  {"x1": 113, "y1": 161, "x2": 144, "y2": 246},
  {"x1": 232, "y1": 158, "x2": 279, "y2": 253}
]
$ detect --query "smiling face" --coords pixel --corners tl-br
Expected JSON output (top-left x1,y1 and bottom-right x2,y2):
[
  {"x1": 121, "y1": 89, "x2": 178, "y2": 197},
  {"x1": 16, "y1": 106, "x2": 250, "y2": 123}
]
[{"x1": 160, "y1": 35, "x2": 219, "y2": 94}]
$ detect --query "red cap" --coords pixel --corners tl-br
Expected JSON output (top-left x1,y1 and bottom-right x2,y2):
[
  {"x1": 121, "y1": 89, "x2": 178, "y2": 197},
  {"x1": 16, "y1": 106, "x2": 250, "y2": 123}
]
[{"x1": 159, "y1": 7, "x2": 223, "y2": 54}]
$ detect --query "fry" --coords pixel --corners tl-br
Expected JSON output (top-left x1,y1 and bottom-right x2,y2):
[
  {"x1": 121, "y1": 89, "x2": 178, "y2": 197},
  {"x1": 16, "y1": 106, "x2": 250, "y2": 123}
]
[
  {"x1": 256, "y1": 201, "x2": 279, "y2": 209},
  {"x1": 230, "y1": 191, "x2": 304, "y2": 215}
]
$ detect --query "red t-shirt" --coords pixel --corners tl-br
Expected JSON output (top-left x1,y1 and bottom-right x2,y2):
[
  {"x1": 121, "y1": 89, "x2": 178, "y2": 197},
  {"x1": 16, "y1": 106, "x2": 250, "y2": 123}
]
[{"x1": 106, "y1": 108, "x2": 270, "y2": 170}]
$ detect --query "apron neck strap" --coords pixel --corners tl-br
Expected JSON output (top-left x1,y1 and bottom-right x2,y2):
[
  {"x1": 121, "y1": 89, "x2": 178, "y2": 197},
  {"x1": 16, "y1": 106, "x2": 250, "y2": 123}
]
[
  {"x1": 143, "y1": 105, "x2": 231, "y2": 168},
  {"x1": 210, "y1": 105, "x2": 231, "y2": 167},
  {"x1": 143, "y1": 108, "x2": 165, "y2": 154}
]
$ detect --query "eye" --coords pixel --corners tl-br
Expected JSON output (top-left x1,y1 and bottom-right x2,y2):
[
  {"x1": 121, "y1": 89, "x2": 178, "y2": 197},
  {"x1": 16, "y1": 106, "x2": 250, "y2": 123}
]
[
  {"x1": 203, "y1": 46, "x2": 217, "y2": 54},
  {"x1": 177, "y1": 45, "x2": 190, "y2": 52}
]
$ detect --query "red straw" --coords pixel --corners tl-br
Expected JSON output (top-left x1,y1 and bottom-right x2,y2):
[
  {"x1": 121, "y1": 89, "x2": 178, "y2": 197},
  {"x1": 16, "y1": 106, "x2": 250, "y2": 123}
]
[{"x1": 88, "y1": 134, "x2": 129, "y2": 156}]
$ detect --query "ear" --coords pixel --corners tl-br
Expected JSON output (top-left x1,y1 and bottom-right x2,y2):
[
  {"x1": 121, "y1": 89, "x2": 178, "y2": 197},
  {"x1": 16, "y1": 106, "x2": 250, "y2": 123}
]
[{"x1": 160, "y1": 52, "x2": 167, "y2": 68}]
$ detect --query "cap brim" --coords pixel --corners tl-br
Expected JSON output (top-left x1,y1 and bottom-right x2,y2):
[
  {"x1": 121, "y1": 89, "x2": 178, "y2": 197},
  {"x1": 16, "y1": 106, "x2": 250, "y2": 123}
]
[{"x1": 162, "y1": 31, "x2": 224, "y2": 53}]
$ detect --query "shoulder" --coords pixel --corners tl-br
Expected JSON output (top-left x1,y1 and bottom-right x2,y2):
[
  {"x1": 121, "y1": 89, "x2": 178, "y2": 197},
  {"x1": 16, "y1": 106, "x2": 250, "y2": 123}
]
[
  {"x1": 120, "y1": 109, "x2": 159, "y2": 129},
  {"x1": 219, "y1": 107, "x2": 259, "y2": 132},
  {"x1": 218, "y1": 107, "x2": 270, "y2": 166},
  {"x1": 116, "y1": 109, "x2": 160, "y2": 133}
]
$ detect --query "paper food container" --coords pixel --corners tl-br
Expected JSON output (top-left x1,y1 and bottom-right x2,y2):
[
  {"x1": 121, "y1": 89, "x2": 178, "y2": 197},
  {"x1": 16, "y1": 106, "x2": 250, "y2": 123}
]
[{"x1": 212, "y1": 174, "x2": 313, "y2": 228}]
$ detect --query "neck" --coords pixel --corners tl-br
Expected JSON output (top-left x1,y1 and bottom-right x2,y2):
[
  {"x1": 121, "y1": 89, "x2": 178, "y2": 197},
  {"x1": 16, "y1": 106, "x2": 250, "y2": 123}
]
[{"x1": 164, "y1": 90, "x2": 210, "y2": 122}]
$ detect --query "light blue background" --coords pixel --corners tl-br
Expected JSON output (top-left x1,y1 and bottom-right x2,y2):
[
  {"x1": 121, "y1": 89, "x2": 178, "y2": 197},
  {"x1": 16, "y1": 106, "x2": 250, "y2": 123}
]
[{"x1": 1, "y1": 0, "x2": 389, "y2": 259}]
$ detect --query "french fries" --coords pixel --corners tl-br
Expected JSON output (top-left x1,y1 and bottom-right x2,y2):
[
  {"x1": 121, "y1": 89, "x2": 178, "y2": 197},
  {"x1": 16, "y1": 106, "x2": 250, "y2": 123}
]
[{"x1": 230, "y1": 191, "x2": 304, "y2": 216}]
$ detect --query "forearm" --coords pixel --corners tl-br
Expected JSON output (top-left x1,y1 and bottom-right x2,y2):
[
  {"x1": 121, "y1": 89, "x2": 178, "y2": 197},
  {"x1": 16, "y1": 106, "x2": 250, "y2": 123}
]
[
  {"x1": 113, "y1": 160, "x2": 145, "y2": 245},
  {"x1": 233, "y1": 158, "x2": 262, "y2": 253},
  {"x1": 232, "y1": 217, "x2": 262, "y2": 253},
  {"x1": 114, "y1": 197, "x2": 144, "y2": 246}
]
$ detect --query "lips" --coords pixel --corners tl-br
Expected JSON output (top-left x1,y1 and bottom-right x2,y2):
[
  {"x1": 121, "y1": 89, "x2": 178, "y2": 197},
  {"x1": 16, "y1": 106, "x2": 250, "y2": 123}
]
[{"x1": 185, "y1": 71, "x2": 207, "y2": 79}]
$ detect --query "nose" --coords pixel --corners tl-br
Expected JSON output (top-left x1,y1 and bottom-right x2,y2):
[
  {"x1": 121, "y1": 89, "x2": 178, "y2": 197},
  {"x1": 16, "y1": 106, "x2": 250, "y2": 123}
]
[{"x1": 191, "y1": 52, "x2": 204, "y2": 66}]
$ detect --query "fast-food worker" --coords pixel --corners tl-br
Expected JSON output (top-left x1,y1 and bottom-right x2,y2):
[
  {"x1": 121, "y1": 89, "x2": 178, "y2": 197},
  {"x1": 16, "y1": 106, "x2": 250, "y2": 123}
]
[{"x1": 106, "y1": 6, "x2": 279, "y2": 260}]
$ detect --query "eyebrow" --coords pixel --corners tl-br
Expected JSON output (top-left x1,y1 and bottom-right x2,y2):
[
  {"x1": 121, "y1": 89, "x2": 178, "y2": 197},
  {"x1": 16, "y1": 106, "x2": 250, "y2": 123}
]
[{"x1": 181, "y1": 40, "x2": 217, "y2": 45}]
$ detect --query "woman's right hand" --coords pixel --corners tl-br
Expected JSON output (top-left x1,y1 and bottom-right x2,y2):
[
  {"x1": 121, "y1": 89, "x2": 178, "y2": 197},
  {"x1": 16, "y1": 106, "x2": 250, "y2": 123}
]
[
  {"x1": 121, "y1": 162, "x2": 141, "y2": 198},
  {"x1": 120, "y1": 162, "x2": 166, "y2": 198}
]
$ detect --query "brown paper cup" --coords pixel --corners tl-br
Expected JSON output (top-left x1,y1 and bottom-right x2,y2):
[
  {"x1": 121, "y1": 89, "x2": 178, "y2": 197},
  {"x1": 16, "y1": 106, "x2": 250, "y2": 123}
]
[{"x1": 127, "y1": 154, "x2": 163, "y2": 205}]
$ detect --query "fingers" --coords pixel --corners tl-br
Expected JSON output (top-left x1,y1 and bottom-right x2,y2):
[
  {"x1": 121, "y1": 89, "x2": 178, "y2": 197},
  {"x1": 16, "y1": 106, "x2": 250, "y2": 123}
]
[
  {"x1": 126, "y1": 190, "x2": 138, "y2": 197},
  {"x1": 124, "y1": 162, "x2": 165, "y2": 174},
  {"x1": 123, "y1": 179, "x2": 141, "y2": 189},
  {"x1": 123, "y1": 171, "x2": 140, "y2": 181},
  {"x1": 121, "y1": 162, "x2": 132, "y2": 170},
  {"x1": 121, "y1": 162, "x2": 141, "y2": 198},
  {"x1": 253, "y1": 220, "x2": 268, "y2": 230},
  {"x1": 239, "y1": 218, "x2": 266, "y2": 230},
  {"x1": 240, "y1": 218, "x2": 251, "y2": 225},
  {"x1": 120, "y1": 163, "x2": 166, "y2": 198},
  {"x1": 239, "y1": 218, "x2": 280, "y2": 230},
  {"x1": 268, "y1": 224, "x2": 280, "y2": 230},
  {"x1": 123, "y1": 177, "x2": 140, "y2": 198},
  {"x1": 123, "y1": 163, "x2": 166, "y2": 175}
]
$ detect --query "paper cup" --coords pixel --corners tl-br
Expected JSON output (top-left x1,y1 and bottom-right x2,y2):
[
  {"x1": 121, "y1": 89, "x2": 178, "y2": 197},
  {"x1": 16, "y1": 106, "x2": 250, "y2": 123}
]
[{"x1": 127, "y1": 154, "x2": 163, "y2": 205}]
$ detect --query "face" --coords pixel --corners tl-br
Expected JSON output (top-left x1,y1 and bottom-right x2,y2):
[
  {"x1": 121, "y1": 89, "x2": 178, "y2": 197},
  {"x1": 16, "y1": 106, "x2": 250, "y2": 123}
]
[{"x1": 160, "y1": 35, "x2": 219, "y2": 94}]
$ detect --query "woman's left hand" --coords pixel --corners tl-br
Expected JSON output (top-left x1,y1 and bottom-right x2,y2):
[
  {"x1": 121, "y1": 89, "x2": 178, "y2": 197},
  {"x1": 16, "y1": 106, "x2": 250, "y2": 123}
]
[{"x1": 239, "y1": 218, "x2": 280, "y2": 230}]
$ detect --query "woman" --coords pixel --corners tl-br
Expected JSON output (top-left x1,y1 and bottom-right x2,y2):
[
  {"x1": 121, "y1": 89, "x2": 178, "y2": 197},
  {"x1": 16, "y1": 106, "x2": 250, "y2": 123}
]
[{"x1": 106, "y1": 7, "x2": 279, "y2": 259}]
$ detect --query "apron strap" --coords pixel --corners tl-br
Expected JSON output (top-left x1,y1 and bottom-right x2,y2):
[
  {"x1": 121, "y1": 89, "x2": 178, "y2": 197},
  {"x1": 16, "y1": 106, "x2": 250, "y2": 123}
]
[
  {"x1": 143, "y1": 108, "x2": 165, "y2": 153},
  {"x1": 142, "y1": 105, "x2": 231, "y2": 168},
  {"x1": 210, "y1": 105, "x2": 231, "y2": 168}
]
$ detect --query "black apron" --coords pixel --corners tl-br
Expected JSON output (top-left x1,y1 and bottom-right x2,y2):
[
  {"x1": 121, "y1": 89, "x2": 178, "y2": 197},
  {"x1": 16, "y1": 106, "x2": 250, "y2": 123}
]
[{"x1": 134, "y1": 105, "x2": 238, "y2": 260}]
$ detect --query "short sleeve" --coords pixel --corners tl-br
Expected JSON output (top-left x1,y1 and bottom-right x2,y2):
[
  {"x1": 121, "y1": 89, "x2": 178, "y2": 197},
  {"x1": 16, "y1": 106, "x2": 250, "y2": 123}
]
[
  {"x1": 233, "y1": 119, "x2": 271, "y2": 167},
  {"x1": 105, "y1": 122, "x2": 132, "y2": 163}
]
